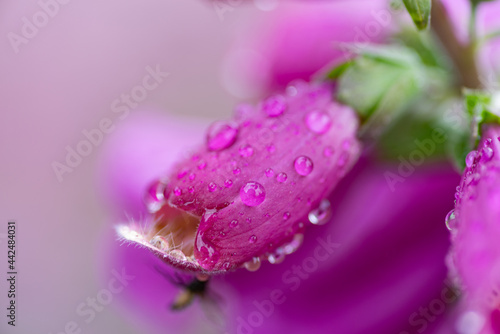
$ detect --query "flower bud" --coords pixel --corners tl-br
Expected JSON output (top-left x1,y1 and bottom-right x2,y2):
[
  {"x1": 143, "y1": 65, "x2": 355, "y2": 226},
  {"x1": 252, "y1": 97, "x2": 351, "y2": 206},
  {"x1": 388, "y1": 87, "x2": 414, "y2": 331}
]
[{"x1": 118, "y1": 81, "x2": 361, "y2": 274}]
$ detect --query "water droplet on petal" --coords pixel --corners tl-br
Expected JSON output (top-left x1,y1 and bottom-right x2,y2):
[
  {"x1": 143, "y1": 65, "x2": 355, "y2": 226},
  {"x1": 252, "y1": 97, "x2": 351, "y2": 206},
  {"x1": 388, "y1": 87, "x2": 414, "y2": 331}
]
[
  {"x1": 305, "y1": 110, "x2": 332, "y2": 134},
  {"x1": 208, "y1": 182, "x2": 217, "y2": 192},
  {"x1": 276, "y1": 172, "x2": 287, "y2": 183},
  {"x1": 265, "y1": 168, "x2": 274, "y2": 177},
  {"x1": 268, "y1": 252, "x2": 285, "y2": 264},
  {"x1": 206, "y1": 121, "x2": 239, "y2": 151},
  {"x1": 174, "y1": 187, "x2": 182, "y2": 196},
  {"x1": 337, "y1": 152, "x2": 349, "y2": 167},
  {"x1": 445, "y1": 209, "x2": 457, "y2": 231},
  {"x1": 240, "y1": 181, "x2": 266, "y2": 206},
  {"x1": 465, "y1": 150, "x2": 478, "y2": 168},
  {"x1": 149, "y1": 236, "x2": 169, "y2": 251},
  {"x1": 294, "y1": 156, "x2": 314, "y2": 176},
  {"x1": 249, "y1": 235, "x2": 257, "y2": 243},
  {"x1": 308, "y1": 199, "x2": 332, "y2": 225},
  {"x1": 244, "y1": 257, "x2": 261, "y2": 272},
  {"x1": 198, "y1": 161, "x2": 207, "y2": 170},
  {"x1": 170, "y1": 249, "x2": 187, "y2": 261},
  {"x1": 224, "y1": 179, "x2": 233, "y2": 188},
  {"x1": 283, "y1": 234, "x2": 304, "y2": 255},
  {"x1": 485, "y1": 138, "x2": 493, "y2": 146},
  {"x1": 144, "y1": 180, "x2": 167, "y2": 212},
  {"x1": 229, "y1": 220, "x2": 238, "y2": 228},
  {"x1": 177, "y1": 168, "x2": 189, "y2": 179},
  {"x1": 283, "y1": 212, "x2": 290, "y2": 220},
  {"x1": 266, "y1": 144, "x2": 276, "y2": 153},
  {"x1": 262, "y1": 94, "x2": 287, "y2": 117},
  {"x1": 188, "y1": 186, "x2": 195, "y2": 194},
  {"x1": 481, "y1": 147, "x2": 494, "y2": 161},
  {"x1": 239, "y1": 145, "x2": 254, "y2": 157}
]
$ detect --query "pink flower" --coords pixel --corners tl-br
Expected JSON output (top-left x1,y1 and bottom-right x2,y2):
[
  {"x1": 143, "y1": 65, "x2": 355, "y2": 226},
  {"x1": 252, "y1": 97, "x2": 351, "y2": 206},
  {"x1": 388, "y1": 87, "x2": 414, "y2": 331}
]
[
  {"x1": 115, "y1": 81, "x2": 361, "y2": 274},
  {"x1": 98, "y1": 111, "x2": 459, "y2": 333},
  {"x1": 447, "y1": 125, "x2": 500, "y2": 334}
]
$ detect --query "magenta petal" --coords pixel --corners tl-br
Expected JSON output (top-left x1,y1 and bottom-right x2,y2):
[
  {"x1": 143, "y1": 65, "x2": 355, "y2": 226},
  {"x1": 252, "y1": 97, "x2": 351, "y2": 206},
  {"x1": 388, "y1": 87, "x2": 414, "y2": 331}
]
[
  {"x1": 161, "y1": 82, "x2": 361, "y2": 272},
  {"x1": 449, "y1": 125, "x2": 500, "y2": 334},
  {"x1": 222, "y1": 160, "x2": 459, "y2": 334}
]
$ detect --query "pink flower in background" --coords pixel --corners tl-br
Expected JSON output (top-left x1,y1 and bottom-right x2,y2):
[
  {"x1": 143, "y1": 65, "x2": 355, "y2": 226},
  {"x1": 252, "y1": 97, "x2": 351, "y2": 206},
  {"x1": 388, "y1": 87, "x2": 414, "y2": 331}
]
[
  {"x1": 115, "y1": 81, "x2": 361, "y2": 274},
  {"x1": 221, "y1": 0, "x2": 391, "y2": 98},
  {"x1": 99, "y1": 109, "x2": 459, "y2": 334},
  {"x1": 447, "y1": 125, "x2": 500, "y2": 334}
]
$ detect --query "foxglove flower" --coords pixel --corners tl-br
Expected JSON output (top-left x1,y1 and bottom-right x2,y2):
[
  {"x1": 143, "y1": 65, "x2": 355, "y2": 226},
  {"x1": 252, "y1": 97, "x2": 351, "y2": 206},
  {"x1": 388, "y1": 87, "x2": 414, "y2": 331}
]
[
  {"x1": 447, "y1": 125, "x2": 500, "y2": 334},
  {"x1": 116, "y1": 81, "x2": 361, "y2": 274},
  {"x1": 99, "y1": 112, "x2": 459, "y2": 333}
]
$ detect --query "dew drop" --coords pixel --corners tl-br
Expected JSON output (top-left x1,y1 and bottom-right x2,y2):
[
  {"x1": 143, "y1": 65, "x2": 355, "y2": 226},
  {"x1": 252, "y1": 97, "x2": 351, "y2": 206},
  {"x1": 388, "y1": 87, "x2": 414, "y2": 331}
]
[
  {"x1": 283, "y1": 212, "x2": 290, "y2": 220},
  {"x1": 305, "y1": 110, "x2": 332, "y2": 134},
  {"x1": 240, "y1": 181, "x2": 266, "y2": 206},
  {"x1": 144, "y1": 180, "x2": 167, "y2": 212},
  {"x1": 174, "y1": 187, "x2": 182, "y2": 196},
  {"x1": 224, "y1": 179, "x2": 233, "y2": 188},
  {"x1": 177, "y1": 168, "x2": 189, "y2": 179},
  {"x1": 249, "y1": 235, "x2": 257, "y2": 243},
  {"x1": 262, "y1": 94, "x2": 287, "y2": 117},
  {"x1": 244, "y1": 257, "x2": 261, "y2": 272},
  {"x1": 465, "y1": 150, "x2": 478, "y2": 168},
  {"x1": 149, "y1": 236, "x2": 169, "y2": 251},
  {"x1": 239, "y1": 145, "x2": 254, "y2": 157},
  {"x1": 445, "y1": 209, "x2": 457, "y2": 231},
  {"x1": 308, "y1": 199, "x2": 332, "y2": 225},
  {"x1": 189, "y1": 173, "x2": 196, "y2": 181},
  {"x1": 170, "y1": 249, "x2": 187, "y2": 261},
  {"x1": 268, "y1": 252, "x2": 285, "y2": 264},
  {"x1": 188, "y1": 186, "x2": 195, "y2": 194},
  {"x1": 198, "y1": 161, "x2": 207, "y2": 170},
  {"x1": 266, "y1": 144, "x2": 276, "y2": 153},
  {"x1": 276, "y1": 172, "x2": 288, "y2": 183},
  {"x1": 482, "y1": 147, "x2": 494, "y2": 161},
  {"x1": 265, "y1": 168, "x2": 274, "y2": 177},
  {"x1": 206, "y1": 121, "x2": 239, "y2": 151},
  {"x1": 294, "y1": 156, "x2": 314, "y2": 176},
  {"x1": 283, "y1": 234, "x2": 304, "y2": 255},
  {"x1": 229, "y1": 220, "x2": 238, "y2": 228},
  {"x1": 208, "y1": 182, "x2": 217, "y2": 192}
]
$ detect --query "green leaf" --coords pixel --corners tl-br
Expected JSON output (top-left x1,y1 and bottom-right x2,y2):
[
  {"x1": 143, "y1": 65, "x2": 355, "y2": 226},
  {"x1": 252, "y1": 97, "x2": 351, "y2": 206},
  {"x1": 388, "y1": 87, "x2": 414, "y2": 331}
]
[
  {"x1": 336, "y1": 45, "x2": 424, "y2": 122},
  {"x1": 325, "y1": 60, "x2": 353, "y2": 80},
  {"x1": 402, "y1": 0, "x2": 432, "y2": 30},
  {"x1": 463, "y1": 89, "x2": 500, "y2": 136}
]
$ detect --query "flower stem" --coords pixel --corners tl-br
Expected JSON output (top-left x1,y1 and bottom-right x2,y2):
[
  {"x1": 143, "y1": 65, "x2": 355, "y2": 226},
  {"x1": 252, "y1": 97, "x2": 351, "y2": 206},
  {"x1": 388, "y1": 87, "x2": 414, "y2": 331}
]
[{"x1": 430, "y1": 0, "x2": 482, "y2": 89}]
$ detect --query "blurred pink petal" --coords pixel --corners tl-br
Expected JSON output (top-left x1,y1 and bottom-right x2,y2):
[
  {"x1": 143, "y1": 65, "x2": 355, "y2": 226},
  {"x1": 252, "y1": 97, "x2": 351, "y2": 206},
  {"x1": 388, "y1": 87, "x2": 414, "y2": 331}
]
[
  {"x1": 221, "y1": 0, "x2": 390, "y2": 98},
  {"x1": 448, "y1": 126, "x2": 500, "y2": 334}
]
